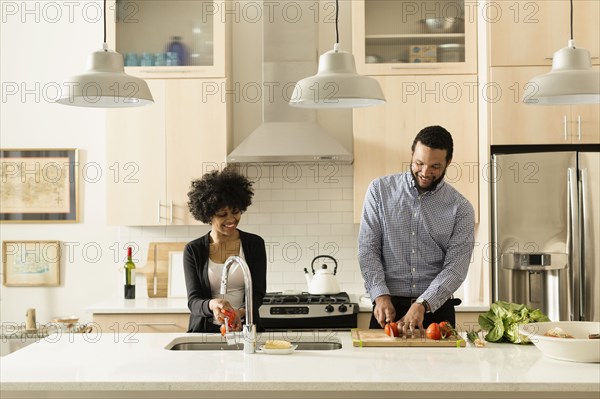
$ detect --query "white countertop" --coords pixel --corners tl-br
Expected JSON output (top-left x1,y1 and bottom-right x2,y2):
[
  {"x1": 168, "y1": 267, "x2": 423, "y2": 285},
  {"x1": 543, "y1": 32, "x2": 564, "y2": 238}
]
[
  {"x1": 86, "y1": 295, "x2": 489, "y2": 314},
  {"x1": 1, "y1": 331, "x2": 598, "y2": 399}
]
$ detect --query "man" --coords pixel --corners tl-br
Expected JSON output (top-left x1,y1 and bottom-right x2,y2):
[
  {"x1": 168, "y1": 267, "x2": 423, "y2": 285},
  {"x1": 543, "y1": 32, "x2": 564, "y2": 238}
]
[{"x1": 358, "y1": 125, "x2": 475, "y2": 337}]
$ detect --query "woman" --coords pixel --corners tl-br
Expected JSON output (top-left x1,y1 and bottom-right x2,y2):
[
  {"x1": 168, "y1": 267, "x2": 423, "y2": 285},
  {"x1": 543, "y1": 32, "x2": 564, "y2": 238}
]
[{"x1": 183, "y1": 166, "x2": 267, "y2": 333}]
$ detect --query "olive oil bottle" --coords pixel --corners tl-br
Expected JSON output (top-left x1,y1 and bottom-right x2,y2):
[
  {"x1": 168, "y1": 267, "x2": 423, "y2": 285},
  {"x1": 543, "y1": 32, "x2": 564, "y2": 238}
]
[{"x1": 124, "y1": 247, "x2": 136, "y2": 299}]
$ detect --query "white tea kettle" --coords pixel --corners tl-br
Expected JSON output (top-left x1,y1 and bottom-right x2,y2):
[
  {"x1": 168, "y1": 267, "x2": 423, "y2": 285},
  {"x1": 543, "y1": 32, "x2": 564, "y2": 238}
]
[{"x1": 304, "y1": 255, "x2": 341, "y2": 295}]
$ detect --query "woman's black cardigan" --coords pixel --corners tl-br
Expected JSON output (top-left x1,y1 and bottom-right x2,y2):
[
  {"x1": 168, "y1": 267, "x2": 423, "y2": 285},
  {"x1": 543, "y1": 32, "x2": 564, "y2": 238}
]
[{"x1": 183, "y1": 230, "x2": 267, "y2": 333}]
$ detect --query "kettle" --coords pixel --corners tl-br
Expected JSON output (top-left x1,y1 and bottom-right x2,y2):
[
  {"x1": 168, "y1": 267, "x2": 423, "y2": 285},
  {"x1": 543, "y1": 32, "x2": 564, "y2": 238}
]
[{"x1": 304, "y1": 255, "x2": 341, "y2": 295}]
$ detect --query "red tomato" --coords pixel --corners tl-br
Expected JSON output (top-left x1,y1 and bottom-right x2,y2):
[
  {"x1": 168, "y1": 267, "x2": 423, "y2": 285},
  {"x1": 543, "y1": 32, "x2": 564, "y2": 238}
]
[
  {"x1": 439, "y1": 321, "x2": 454, "y2": 339},
  {"x1": 384, "y1": 322, "x2": 399, "y2": 337},
  {"x1": 222, "y1": 308, "x2": 237, "y2": 328},
  {"x1": 426, "y1": 322, "x2": 441, "y2": 340}
]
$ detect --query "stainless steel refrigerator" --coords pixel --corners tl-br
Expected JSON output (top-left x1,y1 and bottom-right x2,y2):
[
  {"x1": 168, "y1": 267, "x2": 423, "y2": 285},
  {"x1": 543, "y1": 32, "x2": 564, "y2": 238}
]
[{"x1": 491, "y1": 150, "x2": 599, "y2": 322}]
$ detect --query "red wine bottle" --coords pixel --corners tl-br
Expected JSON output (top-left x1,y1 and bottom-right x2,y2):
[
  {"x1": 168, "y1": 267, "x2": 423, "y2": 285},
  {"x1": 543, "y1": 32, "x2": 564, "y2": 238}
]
[{"x1": 124, "y1": 247, "x2": 136, "y2": 299}]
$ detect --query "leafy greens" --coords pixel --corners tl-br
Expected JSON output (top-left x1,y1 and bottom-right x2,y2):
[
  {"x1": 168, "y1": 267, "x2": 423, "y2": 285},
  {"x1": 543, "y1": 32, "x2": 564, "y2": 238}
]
[{"x1": 478, "y1": 301, "x2": 550, "y2": 344}]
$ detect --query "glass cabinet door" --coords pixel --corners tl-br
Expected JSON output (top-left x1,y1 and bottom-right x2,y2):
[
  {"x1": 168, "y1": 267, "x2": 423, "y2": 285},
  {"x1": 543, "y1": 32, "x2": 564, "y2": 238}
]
[
  {"x1": 107, "y1": 0, "x2": 228, "y2": 78},
  {"x1": 352, "y1": 0, "x2": 477, "y2": 75}
]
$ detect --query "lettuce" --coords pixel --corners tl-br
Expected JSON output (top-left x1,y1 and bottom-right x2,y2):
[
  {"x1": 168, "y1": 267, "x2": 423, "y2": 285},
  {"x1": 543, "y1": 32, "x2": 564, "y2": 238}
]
[{"x1": 478, "y1": 301, "x2": 550, "y2": 344}]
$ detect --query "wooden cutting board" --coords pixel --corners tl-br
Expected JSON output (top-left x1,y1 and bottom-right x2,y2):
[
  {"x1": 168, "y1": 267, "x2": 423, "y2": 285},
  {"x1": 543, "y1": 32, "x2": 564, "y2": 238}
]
[
  {"x1": 135, "y1": 242, "x2": 187, "y2": 298},
  {"x1": 352, "y1": 329, "x2": 466, "y2": 347}
]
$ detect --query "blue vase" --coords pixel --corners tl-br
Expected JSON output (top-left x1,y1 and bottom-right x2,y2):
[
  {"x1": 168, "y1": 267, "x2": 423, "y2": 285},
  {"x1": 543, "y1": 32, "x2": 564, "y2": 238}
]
[{"x1": 167, "y1": 36, "x2": 187, "y2": 66}]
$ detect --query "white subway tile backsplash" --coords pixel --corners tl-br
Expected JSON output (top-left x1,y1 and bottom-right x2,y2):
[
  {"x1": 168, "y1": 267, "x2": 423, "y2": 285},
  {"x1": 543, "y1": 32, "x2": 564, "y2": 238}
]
[
  {"x1": 258, "y1": 200, "x2": 284, "y2": 213},
  {"x1": 283, "y1": 200, "x2": 307, "y2": 212},
  {"x1": 318, "y1": 212, "x2": 343, "y2": 224},
  {"x1": 306, "y1": 200, "x2": 331, "y2": 212},
  {"x1": 318, "y1": 188, "x2": 344, "y2": 200},
  {"x1": 270, "y1": 189, "x2": 295, "y2": 201}
]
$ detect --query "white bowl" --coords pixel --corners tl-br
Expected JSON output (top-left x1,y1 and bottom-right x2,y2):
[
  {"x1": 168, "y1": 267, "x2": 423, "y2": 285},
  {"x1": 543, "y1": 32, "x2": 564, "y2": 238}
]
[{"x1": 519, "y1": 321, "x2": 600, "y2": 363}]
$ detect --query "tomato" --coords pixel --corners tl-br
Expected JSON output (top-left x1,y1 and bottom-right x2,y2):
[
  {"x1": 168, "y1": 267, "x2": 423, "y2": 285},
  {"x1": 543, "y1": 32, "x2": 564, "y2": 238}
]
[
  {"x1": 220, "y1": 324, "x2": 227, "y2": 336},
  {"x1": 426, "y1": 322, "x2": 441, "y2": 340},
  {"x1": 439, "y1": 321, "x2": 455, "y2": 339},
  {"x1": 384, "y1": 322, "x2": 399, "y2": 337}
]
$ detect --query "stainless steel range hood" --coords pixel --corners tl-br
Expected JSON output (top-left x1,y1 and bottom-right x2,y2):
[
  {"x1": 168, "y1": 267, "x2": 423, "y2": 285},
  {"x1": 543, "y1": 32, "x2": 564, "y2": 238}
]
[
  {"x1": 227, "y1": 1, "x2": 352, "y2": 164},
  {"x1": 227, "y1": 122, "x2": 353, "y2": 163}
]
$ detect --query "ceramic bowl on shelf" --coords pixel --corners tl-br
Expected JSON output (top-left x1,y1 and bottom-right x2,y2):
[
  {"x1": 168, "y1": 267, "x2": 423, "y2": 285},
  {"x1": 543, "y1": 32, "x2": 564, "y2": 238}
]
[
  {"x1": 518, "y1": 321, "x2": 600, "y2": 363},
  {"x1": 421, "y1": 17, "x2": 464, "y2": 33}
]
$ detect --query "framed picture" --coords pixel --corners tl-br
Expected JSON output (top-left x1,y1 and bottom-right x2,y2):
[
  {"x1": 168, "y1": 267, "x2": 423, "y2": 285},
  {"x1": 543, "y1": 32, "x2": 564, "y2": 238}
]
[
  {"x1": 0, "y1": 149, "x2": 79, "y2": 222},
  {"x1": 2, "y1": 241, "x2": 61, "y2": 287}
]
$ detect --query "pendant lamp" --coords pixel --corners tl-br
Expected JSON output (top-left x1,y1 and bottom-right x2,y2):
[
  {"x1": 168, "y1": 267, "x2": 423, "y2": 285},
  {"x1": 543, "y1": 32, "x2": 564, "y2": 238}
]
[
  {"x1": 56, "y1": 0, "x2": 153, "y2": 108},
  {"x1": 289, "y1": 0, "x2": 385, "y2": 108},
  {"x1": 523, "y1": 0, "x2": 599, "y2": 105}
]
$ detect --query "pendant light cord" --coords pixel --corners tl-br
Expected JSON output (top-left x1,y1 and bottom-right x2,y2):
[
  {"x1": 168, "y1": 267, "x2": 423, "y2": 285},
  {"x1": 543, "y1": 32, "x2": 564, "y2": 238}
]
[
  {"x1": 335, "y1": 0, "x2": 339, "y2": 45},
  {"x1": 103, "y1": 0, "x2": 107, "y2": 50},
  {"x1": 570, "y1": 0, "x2": 573, "y2": 40}
]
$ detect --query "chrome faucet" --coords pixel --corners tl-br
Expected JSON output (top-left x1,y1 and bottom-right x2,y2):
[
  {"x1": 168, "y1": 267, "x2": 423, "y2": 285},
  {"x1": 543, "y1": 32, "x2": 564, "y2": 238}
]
[{"x1": 220, "y1": 255, "x2": 256, "y2": 354}]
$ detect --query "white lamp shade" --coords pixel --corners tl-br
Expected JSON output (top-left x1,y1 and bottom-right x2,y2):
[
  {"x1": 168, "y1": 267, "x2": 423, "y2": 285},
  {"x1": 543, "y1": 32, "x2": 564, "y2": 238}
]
[
  {"x1": 289, "y1": 46, "x2": 385, "y2": 108},
  {"x1": 524, "y1": 40, "x2": 600, "y2": 105},
  {"x1": 56, "y1": 49, "x2": 154, "y2": 108}
]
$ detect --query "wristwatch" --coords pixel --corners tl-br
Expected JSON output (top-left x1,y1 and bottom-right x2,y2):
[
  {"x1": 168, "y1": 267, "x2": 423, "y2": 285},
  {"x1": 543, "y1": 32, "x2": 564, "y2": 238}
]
[{"x1": 416, "y1": 298, "x2": 431, "y2": 313}]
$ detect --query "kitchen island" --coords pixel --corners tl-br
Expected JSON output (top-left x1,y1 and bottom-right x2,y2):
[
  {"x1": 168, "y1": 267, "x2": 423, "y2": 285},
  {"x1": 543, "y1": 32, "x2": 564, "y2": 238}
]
[{"x1": 1, "y1": 331, "x2": 598, "y2": 399}]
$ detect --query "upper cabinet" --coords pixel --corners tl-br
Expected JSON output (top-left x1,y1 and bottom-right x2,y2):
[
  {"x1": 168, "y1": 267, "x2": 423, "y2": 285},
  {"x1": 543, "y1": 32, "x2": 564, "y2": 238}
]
[
  {"x1": 106, "y1": 0, "x2": 230, "y2": 78},
  {"x1": 352, "y1": 0, "x2": 477, "y2": 75},
  {"x1": 490, "y1": 66, "x2": 600, "y2": 145},
  {"x1": 489, "y1": 0, "x2": 600, "y2": 67},
  {"x1": 353, "y1": 75, "x2": 479, "y2": 223},
  {"x1": 106, "y1": 79, "x2": 230, "y2": 226}
]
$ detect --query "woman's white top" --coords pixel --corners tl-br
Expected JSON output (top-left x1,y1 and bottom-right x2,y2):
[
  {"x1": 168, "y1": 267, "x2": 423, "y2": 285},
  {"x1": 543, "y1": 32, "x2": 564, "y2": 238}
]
[{"x1": 208, "y1": 246, "x2": 246, "y2": 310}]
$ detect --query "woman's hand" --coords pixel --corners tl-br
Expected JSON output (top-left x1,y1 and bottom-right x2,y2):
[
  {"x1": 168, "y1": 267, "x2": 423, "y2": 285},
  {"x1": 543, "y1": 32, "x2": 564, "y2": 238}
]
[{"x1": 210, "y1": 299, "x2": 242, "y2": 331}]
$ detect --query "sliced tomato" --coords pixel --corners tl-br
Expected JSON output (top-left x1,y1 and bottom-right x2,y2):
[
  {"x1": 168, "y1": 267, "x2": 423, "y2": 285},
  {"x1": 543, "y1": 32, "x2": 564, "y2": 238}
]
[
  {"x1": 384, "y1": 322, "x2": 399, "y2": 337},
  {"x1": 426, "y1": 322, "x2": 441, "y2": 340}
]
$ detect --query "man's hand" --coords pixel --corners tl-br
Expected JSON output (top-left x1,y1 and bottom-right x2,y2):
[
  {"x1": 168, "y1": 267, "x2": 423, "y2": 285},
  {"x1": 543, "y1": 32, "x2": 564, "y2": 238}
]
[
  {"x1": 398, "y1": 302, "x2": 426, "y2": 337},
  {"x1": 373, "y1": 295, "x2": 396, "y2": 328}
]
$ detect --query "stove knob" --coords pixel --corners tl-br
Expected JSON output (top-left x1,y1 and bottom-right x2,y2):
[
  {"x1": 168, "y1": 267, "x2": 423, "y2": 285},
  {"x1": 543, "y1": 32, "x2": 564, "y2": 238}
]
[
  {"x1": 325, "y1": 304, "x2": 334, "y2": 313},
  {"x1": 338, "y1": 304, "x2": 347, "y2": 313}
]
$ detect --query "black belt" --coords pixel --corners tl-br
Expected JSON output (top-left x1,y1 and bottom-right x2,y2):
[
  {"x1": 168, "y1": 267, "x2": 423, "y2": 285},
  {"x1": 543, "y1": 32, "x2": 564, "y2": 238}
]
[{"x1": 394, "y1": 296, "x2": 462, "y2": 307}]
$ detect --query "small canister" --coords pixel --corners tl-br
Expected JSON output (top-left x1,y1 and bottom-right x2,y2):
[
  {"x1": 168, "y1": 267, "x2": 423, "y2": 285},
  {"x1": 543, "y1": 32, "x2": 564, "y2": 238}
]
[
  {"x1": 25, "y1": 308, "x2": 36, "y2": 331},
  {"x1": 438, "y1": 44, "x2": 464, "y2": 62}
]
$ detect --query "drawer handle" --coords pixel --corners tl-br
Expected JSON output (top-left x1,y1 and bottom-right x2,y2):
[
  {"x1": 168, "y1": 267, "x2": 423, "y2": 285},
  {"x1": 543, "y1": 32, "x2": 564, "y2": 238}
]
[{"x1": 135, "y1": 322, "x2": 178, "y2": 326}]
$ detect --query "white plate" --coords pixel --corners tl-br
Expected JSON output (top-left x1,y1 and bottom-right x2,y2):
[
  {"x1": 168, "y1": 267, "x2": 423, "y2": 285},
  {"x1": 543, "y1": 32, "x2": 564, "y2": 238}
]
[{"x1": 257, "y1": 344, "x2": 298, "y2": 355}]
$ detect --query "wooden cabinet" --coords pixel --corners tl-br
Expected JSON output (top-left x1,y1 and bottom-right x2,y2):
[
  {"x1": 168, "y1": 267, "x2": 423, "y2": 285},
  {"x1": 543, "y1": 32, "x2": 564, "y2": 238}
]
[
  {"x1": 107, "y1": 0, "x2": 230, "y2": 78},
  {"x1": 489, "y1": 0, "x2": 600, "y2": 67},
  {"x1": 107, "y1": 78, "x2": 229, "y2": 225},
  {"x1": 353, "y1": 75, "x2": 479, "y2": 223},
  {"x1": 93, "y1": 313, "x2": 189, "y2": 333},
  {"x1": 352, "y1": 0, "x2": 477, "y2": 75},
  {"x1": 490, "y1": 66, "x2": 600, "y2": 145}
]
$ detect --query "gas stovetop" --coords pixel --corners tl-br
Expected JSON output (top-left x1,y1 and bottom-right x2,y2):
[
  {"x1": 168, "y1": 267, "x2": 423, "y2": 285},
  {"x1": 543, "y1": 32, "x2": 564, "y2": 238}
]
[
  {"x1": 262, "y1": 292, "x2": 351, "y2": 305},
  {"x1": 259, "y1": 292, "x2": 358, "y2": 331}
]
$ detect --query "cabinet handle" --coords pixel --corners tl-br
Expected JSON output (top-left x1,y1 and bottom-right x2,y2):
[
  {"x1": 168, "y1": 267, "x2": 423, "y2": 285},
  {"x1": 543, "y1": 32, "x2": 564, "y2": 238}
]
[
  {"x1": 157, "y1": 200, "x2": 161, "y2": 223},
  {"x1": 135, "y1": 322, "x2": 178, "y2": 327},
  {"x1": 157, "y1": 201, "x2": 169, "y2": 223},
  {"x1": 578, "y1": 115, "x2": 582, "y2": 141},
  {"x1": 563, "y1": 115, "x2": 568, "y2": 141}
]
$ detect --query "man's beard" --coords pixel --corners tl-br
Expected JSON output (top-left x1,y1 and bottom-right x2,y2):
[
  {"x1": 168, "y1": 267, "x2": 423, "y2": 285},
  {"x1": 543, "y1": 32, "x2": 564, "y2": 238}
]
[{"x1": 411, "y1": 169, "x2": 446, "y2": 192}]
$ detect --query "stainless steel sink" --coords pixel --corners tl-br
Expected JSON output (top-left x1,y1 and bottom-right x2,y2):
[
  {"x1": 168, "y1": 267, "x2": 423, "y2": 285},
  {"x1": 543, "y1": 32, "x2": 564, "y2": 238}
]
[{"x1": 165, "y1": 334, "x2": 343, "y2": 351}]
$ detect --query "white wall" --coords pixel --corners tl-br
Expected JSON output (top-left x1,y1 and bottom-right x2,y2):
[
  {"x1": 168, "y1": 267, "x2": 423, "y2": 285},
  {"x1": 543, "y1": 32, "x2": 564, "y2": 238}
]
[{"x1": 0, "y1": 0, "x2": 489, "y2": 329}]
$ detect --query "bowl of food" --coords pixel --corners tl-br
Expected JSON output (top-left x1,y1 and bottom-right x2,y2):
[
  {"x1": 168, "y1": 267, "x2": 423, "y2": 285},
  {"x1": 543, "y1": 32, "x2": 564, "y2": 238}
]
[
  {"x1": 421, "y1": 17, "x2": 464, "y2": 33},
  {"x1": 519, "y1": 321, "x2": 600, "y2": 363}
]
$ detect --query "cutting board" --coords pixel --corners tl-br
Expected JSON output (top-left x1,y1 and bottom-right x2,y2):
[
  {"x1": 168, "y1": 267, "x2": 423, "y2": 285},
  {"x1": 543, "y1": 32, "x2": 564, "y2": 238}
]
[
  {"x1": 352, "y1": 329, "x2": 466, "y2": 347},
  {"x1": 136, "y1": 242, "x2": 187, "y2": 298}
]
